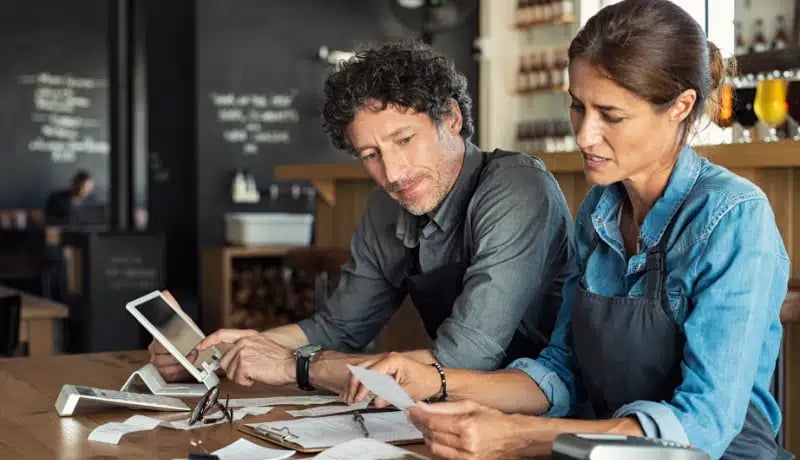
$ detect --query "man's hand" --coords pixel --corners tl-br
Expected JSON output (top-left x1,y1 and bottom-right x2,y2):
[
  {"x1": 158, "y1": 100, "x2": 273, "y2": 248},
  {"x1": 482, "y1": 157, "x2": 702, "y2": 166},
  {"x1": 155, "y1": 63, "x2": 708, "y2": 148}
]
[
  {"x1": 148, "y1": 339, "x2": 196, "y2": 382},
  {"x1": 146, "y1": 290, "x2": 196, "y2": 382},
  {"x1": 342, "y1": 352, "x2": 440, "y2": 407},
  {"x1": 407, "y1": 400, "x2": 541, "y2": 460},
  {"x1": 197, "y1": 329, "x2": 294, "y2": 386}
]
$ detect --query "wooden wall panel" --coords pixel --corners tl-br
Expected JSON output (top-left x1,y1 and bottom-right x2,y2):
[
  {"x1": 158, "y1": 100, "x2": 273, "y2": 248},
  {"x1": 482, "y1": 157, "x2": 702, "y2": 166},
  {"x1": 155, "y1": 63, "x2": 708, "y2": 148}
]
[{"x1": 314, "y1": 199, "x2": 335, "y2": 247}]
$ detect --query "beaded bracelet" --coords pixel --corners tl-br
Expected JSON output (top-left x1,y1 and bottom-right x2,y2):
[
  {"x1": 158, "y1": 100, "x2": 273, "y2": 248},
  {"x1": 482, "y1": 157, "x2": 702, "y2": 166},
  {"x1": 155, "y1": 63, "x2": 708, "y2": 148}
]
[{"x1": 430, "y1": 362, "x2": 447, "y2": 402}]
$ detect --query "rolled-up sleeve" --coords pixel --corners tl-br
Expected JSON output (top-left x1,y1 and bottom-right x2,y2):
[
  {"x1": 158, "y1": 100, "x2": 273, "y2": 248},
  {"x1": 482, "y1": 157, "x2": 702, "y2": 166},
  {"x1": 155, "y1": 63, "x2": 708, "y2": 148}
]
[
  {"x1": 618, "y1": 199, "x2": 788, "y2": 459},
  {"x1": 298, "y1": 196, "x2": 405, "y2": 352},
  {"x1": 433, "y1": 166, "x2": 574, "y2": 370}
]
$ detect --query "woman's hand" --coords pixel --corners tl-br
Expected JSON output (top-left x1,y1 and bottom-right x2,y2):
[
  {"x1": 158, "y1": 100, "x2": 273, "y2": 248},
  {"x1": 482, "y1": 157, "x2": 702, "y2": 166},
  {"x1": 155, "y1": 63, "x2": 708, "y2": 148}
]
[
  {"x1": 407, "y1": 400, "x2": 551, "y2": 460},
  {"x1": 342, "y1": 352, "x2": 440, "y2": 407}
]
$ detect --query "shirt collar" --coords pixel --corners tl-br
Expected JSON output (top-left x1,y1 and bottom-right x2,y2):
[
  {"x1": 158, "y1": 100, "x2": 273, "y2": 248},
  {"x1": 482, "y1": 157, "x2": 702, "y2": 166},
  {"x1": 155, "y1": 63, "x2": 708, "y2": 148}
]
[
  {"x1": 395, "y1": 142, "x2": 484, "y2": 247},
  {"x1": 591, "y1": 146, "x2": 702, "y2": 248}
]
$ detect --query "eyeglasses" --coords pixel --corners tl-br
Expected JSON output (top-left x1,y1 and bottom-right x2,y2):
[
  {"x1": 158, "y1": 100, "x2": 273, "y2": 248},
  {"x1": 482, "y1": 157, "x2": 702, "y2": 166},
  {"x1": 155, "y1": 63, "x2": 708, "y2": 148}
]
[{"x1": 188, "y1": 385, "x2": 233, "y2": 426}]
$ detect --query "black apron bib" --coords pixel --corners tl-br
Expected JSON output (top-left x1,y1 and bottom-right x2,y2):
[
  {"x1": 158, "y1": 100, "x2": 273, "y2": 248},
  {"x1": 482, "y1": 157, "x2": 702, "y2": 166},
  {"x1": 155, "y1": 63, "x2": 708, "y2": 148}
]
[
  {"x1": 401, "y1": 150, "x2": 549, "y2": 366},
  {"x1": 572, "y1": 212, "x2": 789, "y2": 459}
]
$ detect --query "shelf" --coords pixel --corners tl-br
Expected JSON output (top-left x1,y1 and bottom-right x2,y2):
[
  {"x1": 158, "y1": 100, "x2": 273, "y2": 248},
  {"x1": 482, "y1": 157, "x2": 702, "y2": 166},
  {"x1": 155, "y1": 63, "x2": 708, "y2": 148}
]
[
  {"x1": 513, "y1": 13, "x2": 577, "y2": 29},
  {"x1": 216, "y1": 245, "x2": 304, "y2": 258},
  {"x1": 735, "y1": 46, "x2": 800, "y2": 76},
  {"x1": 535, "y1": 140, "x2": 800, "y2": 173},
  {"x1": 516, "y1": 85, "x2": 567, "y2": 95}
]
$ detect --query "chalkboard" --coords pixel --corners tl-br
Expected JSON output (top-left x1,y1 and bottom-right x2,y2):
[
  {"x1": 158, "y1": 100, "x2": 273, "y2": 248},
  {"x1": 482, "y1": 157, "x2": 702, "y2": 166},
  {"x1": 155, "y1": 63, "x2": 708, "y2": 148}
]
[
  {"x1": 195, "y1": 0, "x2": 479, "y2": 246},
  {"x1": 0, "y1": 1, "x2": 109, "y2": 210},
  {"x1": 65, "y1": 231, "x2": 165, "y2": 353}
]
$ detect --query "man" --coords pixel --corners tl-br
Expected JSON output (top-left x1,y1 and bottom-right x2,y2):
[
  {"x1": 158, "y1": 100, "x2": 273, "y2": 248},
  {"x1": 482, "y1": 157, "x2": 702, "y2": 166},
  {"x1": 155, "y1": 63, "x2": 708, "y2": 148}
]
[
  {"x1": 44, "y1": 170, "x2": 95, "y2": 225},
  {"x1": 150, "y1": 40, "x2": 575, "y2": 394}
]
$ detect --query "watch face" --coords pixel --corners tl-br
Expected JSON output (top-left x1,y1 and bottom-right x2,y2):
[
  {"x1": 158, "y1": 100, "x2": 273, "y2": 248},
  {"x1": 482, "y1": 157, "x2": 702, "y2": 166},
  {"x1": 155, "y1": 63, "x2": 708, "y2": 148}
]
[{"x1": 295, "y1": 344, "x2": 322, "y2": 358}]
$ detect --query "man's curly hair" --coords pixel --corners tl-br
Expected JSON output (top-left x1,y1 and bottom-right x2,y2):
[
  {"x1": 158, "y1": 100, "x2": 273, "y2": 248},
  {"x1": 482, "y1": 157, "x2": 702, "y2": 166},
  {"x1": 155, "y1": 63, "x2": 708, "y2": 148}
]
[{"x1": 322, "y1": 40, "x2": 474, "y2": 154}]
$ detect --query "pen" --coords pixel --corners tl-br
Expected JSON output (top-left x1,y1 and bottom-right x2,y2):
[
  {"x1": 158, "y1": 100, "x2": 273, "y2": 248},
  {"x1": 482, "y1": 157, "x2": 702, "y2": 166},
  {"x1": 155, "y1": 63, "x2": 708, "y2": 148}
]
[{"x1": 353, "y1": 410, "x2": 370, "y2": 438}]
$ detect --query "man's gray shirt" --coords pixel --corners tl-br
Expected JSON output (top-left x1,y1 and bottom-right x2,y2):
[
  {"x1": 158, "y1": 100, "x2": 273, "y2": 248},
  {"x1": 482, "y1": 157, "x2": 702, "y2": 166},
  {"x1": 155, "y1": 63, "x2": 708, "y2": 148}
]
[{"x1": 298, "y1": 142, "x2": 576, "y2": 370}]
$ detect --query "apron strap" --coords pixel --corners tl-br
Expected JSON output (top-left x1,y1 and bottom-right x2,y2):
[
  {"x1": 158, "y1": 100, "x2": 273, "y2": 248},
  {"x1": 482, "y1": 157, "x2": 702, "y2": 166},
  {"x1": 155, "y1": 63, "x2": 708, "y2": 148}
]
[{"x1": 643, "y1": 213, "x2": 682, "y2": 313}]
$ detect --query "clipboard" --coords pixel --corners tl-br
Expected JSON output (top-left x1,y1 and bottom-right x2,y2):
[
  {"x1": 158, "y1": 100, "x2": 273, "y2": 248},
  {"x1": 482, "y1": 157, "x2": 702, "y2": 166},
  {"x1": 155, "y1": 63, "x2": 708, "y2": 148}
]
[{"x1": 238, "y1": 413, "x2": 424, "y2": 453}]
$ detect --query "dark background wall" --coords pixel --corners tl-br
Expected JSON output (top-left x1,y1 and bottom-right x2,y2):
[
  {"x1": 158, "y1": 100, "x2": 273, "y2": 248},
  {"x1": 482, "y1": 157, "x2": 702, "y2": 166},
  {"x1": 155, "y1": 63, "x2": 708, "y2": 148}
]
[{"x1": 0, "y1": 0, "x2": 110, "y2": 209}]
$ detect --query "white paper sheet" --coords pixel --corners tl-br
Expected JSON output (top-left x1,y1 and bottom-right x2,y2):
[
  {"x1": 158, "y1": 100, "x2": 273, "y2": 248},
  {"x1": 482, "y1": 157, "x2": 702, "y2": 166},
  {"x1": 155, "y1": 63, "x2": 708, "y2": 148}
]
[
  {"x1": 313, "y1": 438, "x2": 429, "y2": 459},
  {"x1": 226, "y1": 395, "x2": 340, "y2": 408},
  {"x1": 286, "y1": 396, "x2": 374, "y2": 417},
  {"x1": 247, "y1": 411, "x2": 422, "y2": 449},
  {"x1": 167, "y1": 406, "x2": 273, "y2": 430},
  {"x1": 124, "y1": 414, "x2": 163, "y2": 429},
  {"x1": 88, "y1": 415, "x2": 163, "y2": 444},
  {"x1": 346, "y1": 365, "x2": 415, "y2": 410},
  {"x1": 212, "y1": 438, "x2": 295, "y2": 460}
]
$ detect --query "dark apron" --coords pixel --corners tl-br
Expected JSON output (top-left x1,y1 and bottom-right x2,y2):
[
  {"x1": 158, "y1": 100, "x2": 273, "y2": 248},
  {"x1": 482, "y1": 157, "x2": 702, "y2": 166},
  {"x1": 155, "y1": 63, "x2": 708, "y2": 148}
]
[
  {"x1": 402, "y1": 150, "x2": 548, "y2": 366},
  {"x1": 572, "y1": 213, "x2": 791, "y2": 459}
]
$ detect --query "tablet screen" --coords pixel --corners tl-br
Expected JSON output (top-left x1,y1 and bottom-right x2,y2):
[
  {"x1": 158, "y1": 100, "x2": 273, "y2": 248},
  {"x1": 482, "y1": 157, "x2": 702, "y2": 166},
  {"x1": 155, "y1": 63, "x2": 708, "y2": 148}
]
[{"x1": 135, "y1": 295, "x2": 217, "y2": 370}]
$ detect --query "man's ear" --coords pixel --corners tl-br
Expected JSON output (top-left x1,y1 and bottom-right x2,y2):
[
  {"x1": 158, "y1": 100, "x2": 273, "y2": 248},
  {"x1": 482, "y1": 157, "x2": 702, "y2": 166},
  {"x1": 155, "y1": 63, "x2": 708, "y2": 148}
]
[{"x1": 443, "y1": 98, "x2": 463, "y2": 135}]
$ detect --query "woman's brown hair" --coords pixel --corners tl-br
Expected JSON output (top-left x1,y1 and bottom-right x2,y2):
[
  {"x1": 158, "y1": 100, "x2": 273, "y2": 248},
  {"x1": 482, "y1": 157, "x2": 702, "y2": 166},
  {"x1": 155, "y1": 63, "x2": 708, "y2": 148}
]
[{"x1": 568, "y1": 0, "x2": 732, "y2": 146}]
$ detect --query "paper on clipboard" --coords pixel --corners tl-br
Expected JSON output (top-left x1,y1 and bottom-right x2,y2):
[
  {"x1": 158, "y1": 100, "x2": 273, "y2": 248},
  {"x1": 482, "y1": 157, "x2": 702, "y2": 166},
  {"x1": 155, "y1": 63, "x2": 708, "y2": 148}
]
[{"x1": 243, "y1": 411, "x2": 422, "y2": 451}]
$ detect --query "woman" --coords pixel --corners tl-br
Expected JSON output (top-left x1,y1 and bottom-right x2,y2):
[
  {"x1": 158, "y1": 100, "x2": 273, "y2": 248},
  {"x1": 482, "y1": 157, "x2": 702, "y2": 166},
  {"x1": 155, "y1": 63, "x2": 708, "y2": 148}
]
[{"x1": 342, "y1": 1, "x2": 790, "y2": 458}]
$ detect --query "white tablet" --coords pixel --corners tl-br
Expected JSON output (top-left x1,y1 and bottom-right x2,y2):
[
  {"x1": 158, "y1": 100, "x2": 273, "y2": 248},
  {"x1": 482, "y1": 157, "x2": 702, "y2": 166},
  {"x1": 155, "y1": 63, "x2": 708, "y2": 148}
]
[{"x1": 126, "y1": 291, "x2": 221, "y2": 385}]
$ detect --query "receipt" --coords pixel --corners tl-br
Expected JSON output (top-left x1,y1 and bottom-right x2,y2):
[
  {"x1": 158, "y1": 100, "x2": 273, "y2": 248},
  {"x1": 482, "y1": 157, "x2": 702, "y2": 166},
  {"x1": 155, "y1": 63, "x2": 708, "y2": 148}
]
[
  {"x1": 226, "y1": 395, "x2": 340, "y2": 408},
  {"x1": 88, "y1": 415, "x2": 163, "y2": 444},
  {"x1": 287, "y1": 395, "x2": 374, "y2": 417},
  {"x1": 346, "y1": 365, "x2": 415, "y2": 410},
  {"x1": 167, "y1": 406, "x2": 273, "y2": 430}
]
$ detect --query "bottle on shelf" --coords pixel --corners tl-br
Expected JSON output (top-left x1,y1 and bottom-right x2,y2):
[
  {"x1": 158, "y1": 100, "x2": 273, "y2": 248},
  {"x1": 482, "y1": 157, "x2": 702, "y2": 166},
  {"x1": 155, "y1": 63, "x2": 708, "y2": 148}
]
[
  {"x1": 751, "y1": 18, "x2": 769, "y2": 53},
  {"x1": 548, "y1": 49, "x2": 563, "y2": 89},
  {"x1": 527, "y1": 51, "x2": 542, "y2": 91},
  {"x1": 772, "y1": 15, "x2": 788, "y2": 50},
  {"x1": 541, "y1": 0, "x2": 554, "y2": 24},
  {"x1": 539, "y1": 50, "x2": 553, "y2": 90},
  {"x1": 515, "y1": 0, "x2": 528, "y2": 27},
  {"x1": 531, "y1": 0, "x2": 544, "y2": 25},
  {"x1": 561, "y1": 0, "x2": 574, "y2": 18},
  {"x1": 734, "y1": 21, "x2": 747, "y2": 56},
  {"x1": 551, "y1": 47, "x2": 569, "y2": 90},
  {"x1": 551, "y1": 0, "x2": 563, "y2": 20},
  {"x1": 517, "y1": 54, "x2": 531, "y2": 93},
  {"x1": 232, "y1": 170, "x2": 247, "y2": 203}
]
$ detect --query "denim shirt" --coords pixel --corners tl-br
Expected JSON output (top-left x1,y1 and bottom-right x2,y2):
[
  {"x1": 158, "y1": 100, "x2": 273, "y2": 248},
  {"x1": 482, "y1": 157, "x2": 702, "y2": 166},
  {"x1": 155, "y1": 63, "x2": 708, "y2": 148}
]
[{"x1": 509, "y1": 147, "x2": 789, "y2": 459}]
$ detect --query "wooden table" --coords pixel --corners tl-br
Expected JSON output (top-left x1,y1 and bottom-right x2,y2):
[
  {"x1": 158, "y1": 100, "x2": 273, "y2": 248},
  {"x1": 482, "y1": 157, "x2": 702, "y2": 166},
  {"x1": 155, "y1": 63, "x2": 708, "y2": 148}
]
[
  {"x1": 0, "y1": 285, "x2": 68, "y2": 356},
  {"x1": 0, "y1": 350, "x2": 435, "y2": 459}
]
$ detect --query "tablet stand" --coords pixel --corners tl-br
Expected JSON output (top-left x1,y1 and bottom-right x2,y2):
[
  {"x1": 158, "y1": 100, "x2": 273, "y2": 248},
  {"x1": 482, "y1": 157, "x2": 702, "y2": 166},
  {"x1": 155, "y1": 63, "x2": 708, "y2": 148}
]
[{"x1": 121, "y1": 363, "x2": 219, "y2": 398}]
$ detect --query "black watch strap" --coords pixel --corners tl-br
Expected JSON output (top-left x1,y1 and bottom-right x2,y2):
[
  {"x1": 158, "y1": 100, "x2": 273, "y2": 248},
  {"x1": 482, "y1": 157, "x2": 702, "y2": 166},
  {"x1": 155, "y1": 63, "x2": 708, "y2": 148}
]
[{"x1": 296, "y1": 354, "x2": 315, "y2": 391}]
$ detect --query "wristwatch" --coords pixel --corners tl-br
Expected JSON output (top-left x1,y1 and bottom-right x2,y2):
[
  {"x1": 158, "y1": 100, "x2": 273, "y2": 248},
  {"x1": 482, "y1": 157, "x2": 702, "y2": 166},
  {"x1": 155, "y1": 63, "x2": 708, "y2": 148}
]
[{"x1": 294, "y1": 344, "x2": 322, "y2": 391}]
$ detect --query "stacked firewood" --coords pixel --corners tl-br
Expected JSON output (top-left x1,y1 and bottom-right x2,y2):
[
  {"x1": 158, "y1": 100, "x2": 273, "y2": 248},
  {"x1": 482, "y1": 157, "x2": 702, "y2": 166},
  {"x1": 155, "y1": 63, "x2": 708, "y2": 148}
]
[{"x1": 229, "y1": 262, "x2": 316, "y2": 330}]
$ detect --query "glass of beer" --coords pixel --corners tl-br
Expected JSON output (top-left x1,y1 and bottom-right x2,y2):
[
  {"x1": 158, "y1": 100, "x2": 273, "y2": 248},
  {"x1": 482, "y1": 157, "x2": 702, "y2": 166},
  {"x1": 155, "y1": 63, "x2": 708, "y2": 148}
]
[{"x1": 753, "y1": 75, "x2": 788, "y2": 142}]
